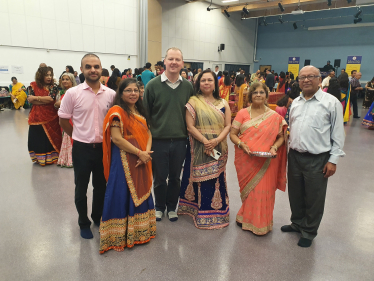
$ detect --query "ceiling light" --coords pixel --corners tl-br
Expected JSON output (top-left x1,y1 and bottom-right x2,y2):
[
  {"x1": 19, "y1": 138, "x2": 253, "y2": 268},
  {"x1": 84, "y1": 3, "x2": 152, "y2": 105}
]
[
  {"x1": 221, "y1": 0, "x2": 239, "y2": 3},
  {"x1": 278, "y1": 15, "x2": 284, "y2": 23},
  {"x1": 243, "y1": 7, "x2": 249, "y2": 15},
  {"x1": 278, "y1": 3, "x2": 285, "y2": 12},
  {"x1": 354, "y1": 17, "x2": 362, "y2": 23},
  {"x1": 293, "y1": 22, "x2": 298, "y2": 29}
]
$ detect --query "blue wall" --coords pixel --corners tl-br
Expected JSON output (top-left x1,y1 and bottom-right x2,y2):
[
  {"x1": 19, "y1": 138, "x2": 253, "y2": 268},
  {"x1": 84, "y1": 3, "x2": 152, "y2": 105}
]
[{"x1": 254, "y1": 6, "x2": 374, "y2": 81}]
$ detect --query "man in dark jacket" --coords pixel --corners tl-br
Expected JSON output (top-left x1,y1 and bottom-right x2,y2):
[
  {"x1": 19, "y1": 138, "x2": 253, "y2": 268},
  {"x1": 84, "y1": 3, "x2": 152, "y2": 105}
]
[{"x1": 265, "y1": 69, "x2": 275, "y2": 91}]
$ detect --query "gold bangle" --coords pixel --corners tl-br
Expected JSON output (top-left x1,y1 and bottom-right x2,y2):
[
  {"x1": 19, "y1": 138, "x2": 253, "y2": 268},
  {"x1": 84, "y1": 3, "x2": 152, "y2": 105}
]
[
  {"x1": 271, "y1": 145, "x2": 278, "y2": 151},
  {"x1": 37, "y1": 96, "x2": 40, "y2": 102}
]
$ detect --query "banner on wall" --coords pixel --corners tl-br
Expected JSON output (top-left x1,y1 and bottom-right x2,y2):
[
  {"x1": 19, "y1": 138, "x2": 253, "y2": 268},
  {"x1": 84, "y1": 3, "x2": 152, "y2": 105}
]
[
  {"x1": 0, "y1": 65, "x2": 9, "y2": 74},
  {"x1": 288, "y1": 57, "x2": 300, "y2": 76},
  {"x1": 345, "y1": 56, "x2": 362, "y2": 75},
  {"x1": 12, "y1": 65, "x2": 24, "y2": 74}
]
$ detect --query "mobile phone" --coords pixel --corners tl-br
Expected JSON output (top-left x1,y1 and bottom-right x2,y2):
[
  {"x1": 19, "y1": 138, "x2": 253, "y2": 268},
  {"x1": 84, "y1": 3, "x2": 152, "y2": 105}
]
[{"x1": 210, "y1": 149, "x2": 221, "y2": 160}]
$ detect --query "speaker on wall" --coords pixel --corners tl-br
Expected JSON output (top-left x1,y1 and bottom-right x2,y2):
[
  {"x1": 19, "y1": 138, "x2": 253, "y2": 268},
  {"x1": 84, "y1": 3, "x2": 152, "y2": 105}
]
[
  {"x1": 304, "y1": 59, "x2": 311, "y2": 66},
  {"x1": 334, "y1": 59, "x2": 341, "y2": 67},
  {"x1": 220, "y1": 44, "x2": 225, "y2": 51}
]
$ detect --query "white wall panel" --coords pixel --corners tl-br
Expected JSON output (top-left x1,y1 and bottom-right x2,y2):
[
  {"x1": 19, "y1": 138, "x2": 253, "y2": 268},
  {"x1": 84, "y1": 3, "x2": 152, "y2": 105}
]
[
  {"x1": 67, "y1": 0, "x2": 81, "y2": 24},
  {"x1": 0, "y1": 12, "x2": 12, "y2": 45},
  {"x1": 94, "y1": 26, "x2": 106, "y2": 53},
  {"x1": 54, "y1": 0, "x2": 69, "y2": 22},
  {"x1": 26, "y1": 17, "x2": 44, "y2": 49},
  {"x1": 92, "y1": 0, "x2": 105, "y2": 27},
  {"x1": 56, "y1": 21, "x2": 71, "y2": 50},
  {"x1": 105, "y1": 28, "x2": 116, "y2": 54},
  {"x1": 114, "y1": 5, "x2": 125, "y2": 30},
  {"x1": 104, "y1": 2, "x2": 115, "y2": 29},
  {"x1": 82, "y1": 24, "x2": 95, "y2": 52},
  {"x1": 69, "y1": 23, "x2": 84, "y2": 51},
  {"x1": 10, "y1": 0, "x2": 24, "y2": 15},
  {"x1": 40, "y1": 0, "x2": 56, "y2": 20},
  {"x1": 126, "y1": 7, "x2": 135, "y2": 32},
  {"x1": 0, "y1": 0, "x2": 8, "y2": 12},
  {"x1": 25, "y1": 0, "x2": 41, "y2": 18},
  {"x1": 10, "y1": 15, "x2": 28, "y2": 47},
  {"x1": 115, "y1": 30, "x2": 126, "y2": 55},
  {"x1": 41, "y1": 18, "x2": 57, "y2": 49},
  {"x1": 80, "y1": 0, "x2": 94, "y2": 26}
]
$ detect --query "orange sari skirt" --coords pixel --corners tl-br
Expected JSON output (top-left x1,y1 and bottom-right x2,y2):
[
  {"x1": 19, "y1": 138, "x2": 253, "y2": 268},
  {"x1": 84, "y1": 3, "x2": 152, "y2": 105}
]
[{"x1": 232, "y1": 107, "x2": 287, "y2": 235}]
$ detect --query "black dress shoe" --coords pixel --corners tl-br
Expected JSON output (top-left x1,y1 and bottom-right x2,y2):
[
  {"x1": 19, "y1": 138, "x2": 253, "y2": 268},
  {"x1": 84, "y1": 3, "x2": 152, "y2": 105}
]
[
  {"x1": 236, "y1": 221, "x2": 242, "y2": 227},
  {"x1": 298, "y1": 237, "x2": 312, "y2": 247},
  {"x1": 281, "y1": 225, "x2": 300, "y2": 232}
]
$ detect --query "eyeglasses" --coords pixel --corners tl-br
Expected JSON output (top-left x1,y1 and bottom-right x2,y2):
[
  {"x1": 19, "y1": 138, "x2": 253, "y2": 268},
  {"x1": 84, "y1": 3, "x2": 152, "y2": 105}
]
[
  {"x1": 252, "y1": 91, "x2": 266, "y2": 95},
  {"x1": 123, "y1": 89, "x2": 139, "y2": 94},
  {"x1": 298, "y1": 75, "x2": 320, "y2": 81}
]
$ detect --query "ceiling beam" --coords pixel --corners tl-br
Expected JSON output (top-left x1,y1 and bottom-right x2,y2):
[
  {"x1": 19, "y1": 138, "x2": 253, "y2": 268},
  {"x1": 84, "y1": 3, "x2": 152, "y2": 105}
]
[
  {"x1": 239, "y1": 0, "x2": 357, "y2": 17},
  {"x1": 221, "y1": 0, "x2": 356, "y2": 12}
]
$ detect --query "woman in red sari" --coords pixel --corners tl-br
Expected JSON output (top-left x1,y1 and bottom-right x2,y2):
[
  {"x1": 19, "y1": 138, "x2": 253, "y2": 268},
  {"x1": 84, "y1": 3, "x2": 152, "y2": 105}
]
[
  {"x1": 100, "y1": 78, "x2": 156, "y2": 253},
  {"x1": 27, "y1": 67, "x2": 61, "y2": 166},
  {"x1": 230, "y1": 82, "x2": 288, "y2": 235}
]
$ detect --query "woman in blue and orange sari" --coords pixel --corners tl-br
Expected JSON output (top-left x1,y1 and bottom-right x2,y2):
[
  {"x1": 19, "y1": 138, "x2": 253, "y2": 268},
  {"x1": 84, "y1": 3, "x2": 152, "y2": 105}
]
[
  {"x1": 27, "y1": 67, "x2": 61, "y2": 166},
  {"x1": 178, "y1": 69, "x2": 232, "y2": 229},
  {"x1": 100, "y1": 78, "x2": 156, "y2": 254}
]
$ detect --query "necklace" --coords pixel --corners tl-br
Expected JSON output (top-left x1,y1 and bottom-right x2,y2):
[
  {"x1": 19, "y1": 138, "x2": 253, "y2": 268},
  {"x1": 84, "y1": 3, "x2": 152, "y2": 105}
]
[{"x1": 249, "y1": 105, "x2": 267, "y2": 128}]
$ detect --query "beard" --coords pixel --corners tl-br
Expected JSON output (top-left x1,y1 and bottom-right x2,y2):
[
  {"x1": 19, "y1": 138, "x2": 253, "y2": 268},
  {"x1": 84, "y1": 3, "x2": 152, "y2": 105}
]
[{"x1": 84, "y1": 73, "x2": 101, "y2": 84}]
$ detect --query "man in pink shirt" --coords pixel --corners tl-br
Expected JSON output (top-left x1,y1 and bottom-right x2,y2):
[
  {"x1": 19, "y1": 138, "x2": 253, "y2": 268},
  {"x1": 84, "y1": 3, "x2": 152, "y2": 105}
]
[{"x1": 59, "y1": 53, "x2": 116, "y2": 239}]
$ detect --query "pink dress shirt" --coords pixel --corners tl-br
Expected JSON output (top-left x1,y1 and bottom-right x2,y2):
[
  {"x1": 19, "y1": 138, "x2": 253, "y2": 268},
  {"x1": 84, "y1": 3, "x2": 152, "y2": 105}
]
[{"x1": 58, "y1": 81, "x2": 116, "y2": 143}]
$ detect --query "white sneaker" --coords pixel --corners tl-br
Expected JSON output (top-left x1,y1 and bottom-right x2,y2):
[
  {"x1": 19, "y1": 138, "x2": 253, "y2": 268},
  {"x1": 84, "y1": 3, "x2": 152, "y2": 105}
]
[
  {"x1": 156, "y1": 211, "x2": 163, "y2": 221},
  {"x1": 168, "y1": 211, "x2": 178, "y2": 222}
]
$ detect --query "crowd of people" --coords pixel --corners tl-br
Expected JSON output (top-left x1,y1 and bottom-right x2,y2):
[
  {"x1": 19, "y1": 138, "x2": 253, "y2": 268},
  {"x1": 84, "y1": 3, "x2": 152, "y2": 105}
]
[{"x1": 5, "y1": 46, "x2": 374, "y2": 254}]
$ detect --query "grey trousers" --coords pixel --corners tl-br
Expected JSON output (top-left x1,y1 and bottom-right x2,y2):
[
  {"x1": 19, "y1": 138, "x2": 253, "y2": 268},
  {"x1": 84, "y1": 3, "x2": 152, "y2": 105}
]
[{"x1": 287, "y1": 149, "x2": 330, "y2": 240}]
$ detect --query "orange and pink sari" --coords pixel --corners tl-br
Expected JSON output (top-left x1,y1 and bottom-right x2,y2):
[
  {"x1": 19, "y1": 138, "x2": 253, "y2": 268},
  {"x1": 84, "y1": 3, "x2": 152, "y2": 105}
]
[{"x1": 232, "y1": 107, "x2": 287, "y2": 235}]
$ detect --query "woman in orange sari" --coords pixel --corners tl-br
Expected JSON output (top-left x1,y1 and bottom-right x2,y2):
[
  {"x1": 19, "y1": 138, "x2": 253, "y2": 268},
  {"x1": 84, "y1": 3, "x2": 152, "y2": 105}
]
[
  {"x1": 230, "y1": 82, "x2": 288, "y2": 235},
  {"x1": 27, "y1": 67, "x2": 61, "y2": 166},
  {"x1": 100, "y1": 78, "x2": 156, "y2": 254},
  {"x1": 219, "y1": 71, "x2": 231, "y2": 102}
]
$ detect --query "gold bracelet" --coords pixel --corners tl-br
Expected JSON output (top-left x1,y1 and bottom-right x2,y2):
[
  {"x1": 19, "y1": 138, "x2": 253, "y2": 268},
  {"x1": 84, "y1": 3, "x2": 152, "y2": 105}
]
[
  {"x1": 271, "y1": 145, "x2": 278, "y2": 151},
  {"x1": 37, "y1": 96, "x2": 40, "y2": 102},
  {"x1": 237, "y1": 141, "x2": 242, "y2": 148}
]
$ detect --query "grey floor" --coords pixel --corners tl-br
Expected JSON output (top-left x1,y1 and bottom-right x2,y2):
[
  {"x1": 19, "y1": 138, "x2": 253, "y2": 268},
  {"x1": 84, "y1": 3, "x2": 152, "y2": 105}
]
[{"x1": 0, "y1": 106, "x2": 373, "y2": 281}]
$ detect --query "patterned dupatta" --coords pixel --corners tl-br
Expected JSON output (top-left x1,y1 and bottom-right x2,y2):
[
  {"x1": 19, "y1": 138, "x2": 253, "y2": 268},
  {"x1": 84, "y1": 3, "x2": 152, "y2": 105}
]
[
  {"x1": 103, "y1": 106, "x2": 152, "y2": 207},
  {"x1": 186, "y1": 96, "x2": 228, "y2": 182},
  {"x1": 232, "y1": 107, "x2": 287, "y2": 201},
  {"x1": 219, "y1": 84, "x2": 231, "y2": 101}
]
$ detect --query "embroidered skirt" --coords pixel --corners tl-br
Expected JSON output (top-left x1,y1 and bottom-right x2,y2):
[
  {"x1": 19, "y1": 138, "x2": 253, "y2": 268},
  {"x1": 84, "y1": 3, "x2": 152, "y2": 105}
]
[
  {"x1": 362, "y1": 102, "x2": 374, "y2": 129},
  {"x1": 99, "y1": 144, "x2": 156, "y2": 254},
  {"x1": 57, "y1": 131, "x2": 73, "y2": 168},
  {"x1": 178, "y1": 144, "x2": 229, "y2": 230},
  {"x1": 28, "y1": 125, "x2": 58, "y2": 166}
]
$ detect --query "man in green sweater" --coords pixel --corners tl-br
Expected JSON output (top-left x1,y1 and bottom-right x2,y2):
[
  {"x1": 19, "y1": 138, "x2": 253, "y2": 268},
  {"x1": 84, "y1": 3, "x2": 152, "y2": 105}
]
[{"x1": 143, "y1": 47, "x2": 194, "y2": 222}]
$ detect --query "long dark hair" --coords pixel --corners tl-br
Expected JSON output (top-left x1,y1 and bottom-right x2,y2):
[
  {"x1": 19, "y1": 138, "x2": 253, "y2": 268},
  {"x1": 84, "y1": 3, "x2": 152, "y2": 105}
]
[
  {"x1": 277, "y1": 82, "x2": 301, "y2": 106},
  {"x1": 194, "y1": 69, "x2": 220, "y2": 100},
  {"x1": 113, "y1": 78, "x2": 149, "y2": 127},
  {"x1": 223, "y1": 70, "x2": 230, "y2": 86},
  {"x1": 327, "y1": 78, "x2": 341, "y2": 100},
  {"x1": 35, "y1": 66, "x2": 54, "y2": 88},
  {"x1": 66, "y1": 65, "x2": 74, "y2": 73},
  {"x1": 235, "y1": 74, "x2": 245, "y2": 87}
]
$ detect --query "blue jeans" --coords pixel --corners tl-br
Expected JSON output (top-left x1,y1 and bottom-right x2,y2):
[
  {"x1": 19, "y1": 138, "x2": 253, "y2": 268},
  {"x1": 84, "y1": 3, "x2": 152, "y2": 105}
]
[{"x1": 151, "y1": 138, "x2": 187, "y2": 213}]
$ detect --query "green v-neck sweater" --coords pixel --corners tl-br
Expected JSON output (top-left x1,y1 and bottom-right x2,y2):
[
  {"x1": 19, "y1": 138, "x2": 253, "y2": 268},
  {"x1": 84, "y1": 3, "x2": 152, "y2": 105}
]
[{"x1": 143, "y1": 76, "x2": 194, "y2": 139}]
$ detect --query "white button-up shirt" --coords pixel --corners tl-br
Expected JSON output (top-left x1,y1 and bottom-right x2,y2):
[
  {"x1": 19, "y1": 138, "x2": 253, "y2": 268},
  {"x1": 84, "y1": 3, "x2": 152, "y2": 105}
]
[
  {"x1": 289, "y1": 88, "x2": 345, "y2": 164},
  {"x1": 161, "y1": 72, "x2": 183, "y2": 89}
]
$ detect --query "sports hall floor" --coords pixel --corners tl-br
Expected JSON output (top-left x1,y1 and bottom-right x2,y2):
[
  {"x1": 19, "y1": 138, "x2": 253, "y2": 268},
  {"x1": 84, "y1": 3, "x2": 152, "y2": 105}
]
[{"x1": 0, "y1": 107, "x2": 373, "y2": 281}]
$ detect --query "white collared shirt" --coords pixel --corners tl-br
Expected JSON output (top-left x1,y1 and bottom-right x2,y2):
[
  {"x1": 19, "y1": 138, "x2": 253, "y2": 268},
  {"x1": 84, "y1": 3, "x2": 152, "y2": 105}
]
[
  {"x1": 321, "y1": 76, "x2": 331, "y2": 88},
  {"x1": 289, "y1": 88, "x2": 345, "y2": 164},
  {"x1": 161, "y1": 72, "x2": 183, "y2": 89}
]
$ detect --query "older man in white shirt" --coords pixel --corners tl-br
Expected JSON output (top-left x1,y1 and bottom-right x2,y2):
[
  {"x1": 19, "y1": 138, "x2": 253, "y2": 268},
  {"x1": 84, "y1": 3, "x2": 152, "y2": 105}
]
[
  {"x1": 321, "y1": 70, "x2": 335, "y2": 89},
  {"x1": 281, "y1": 65, "x2": 345, "y2": 248}
]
